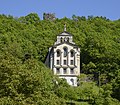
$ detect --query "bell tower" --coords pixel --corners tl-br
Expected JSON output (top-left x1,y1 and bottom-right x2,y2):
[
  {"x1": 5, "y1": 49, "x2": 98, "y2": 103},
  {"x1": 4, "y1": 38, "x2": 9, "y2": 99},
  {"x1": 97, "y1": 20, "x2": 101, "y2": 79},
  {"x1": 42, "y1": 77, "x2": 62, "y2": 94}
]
[{"x1": 45, "y1": 26, "x2": 80, "y2": 86}]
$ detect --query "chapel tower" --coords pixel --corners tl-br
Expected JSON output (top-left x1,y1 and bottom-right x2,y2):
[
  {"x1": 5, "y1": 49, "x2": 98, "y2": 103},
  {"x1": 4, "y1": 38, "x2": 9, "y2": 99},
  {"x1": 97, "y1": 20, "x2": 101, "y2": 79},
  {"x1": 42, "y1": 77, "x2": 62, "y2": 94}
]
[{"x1": 45, "y1": 25, "x2": 80, "y2": 86}]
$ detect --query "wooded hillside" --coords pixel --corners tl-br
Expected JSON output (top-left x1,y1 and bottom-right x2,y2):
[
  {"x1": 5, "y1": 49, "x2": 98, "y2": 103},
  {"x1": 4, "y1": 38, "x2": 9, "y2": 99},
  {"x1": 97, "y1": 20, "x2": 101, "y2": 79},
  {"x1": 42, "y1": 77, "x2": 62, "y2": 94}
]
[{"x1": 0, "y1": 13, "x2": 120, "y2": 105}]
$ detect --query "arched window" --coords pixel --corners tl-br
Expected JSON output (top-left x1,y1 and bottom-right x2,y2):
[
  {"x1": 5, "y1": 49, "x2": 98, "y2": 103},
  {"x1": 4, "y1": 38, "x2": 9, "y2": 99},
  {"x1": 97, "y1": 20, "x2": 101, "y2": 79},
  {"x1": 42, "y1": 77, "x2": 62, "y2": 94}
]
[
  {"x1": 56, "y1": 68, "x2": 60, "y2": 74},
  {"x1": 63, "y1": 47, "x2": 68, "y2": 57},
  {"x1": 67, "y1": 37, "x2": 69, "y2": 42},
  {"x1": 63, "y1": 68, "x2": 67, "y2": 74},
  {"x1": 70, "y1": 60, "x2": 74, "y2": 65},
  {"x1": 70, "y1": 79, "x2": 74, "y2": 85},
  {"x1": 70, "y1": 68, "x2": 74, "y2": 74},
  {"x1": 64, "y1": 37, "x2": 67, "y2": 42},
  {"x1": 60, "y1": 37, "x2": 63, "y2": 43},
  {"x1": 56, "y1": 50, "x2": 60, "y2": 57},
  {"x1": 70, "y1": 50, "x2": 74, "y2": 57}
]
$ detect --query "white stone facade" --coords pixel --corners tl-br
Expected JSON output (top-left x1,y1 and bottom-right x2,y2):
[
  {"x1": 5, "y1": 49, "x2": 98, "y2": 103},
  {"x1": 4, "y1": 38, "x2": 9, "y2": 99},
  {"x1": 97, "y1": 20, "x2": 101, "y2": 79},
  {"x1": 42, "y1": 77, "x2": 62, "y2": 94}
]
[{"x1": 45, "y1": 30, "x2": 80, "y2": 86}]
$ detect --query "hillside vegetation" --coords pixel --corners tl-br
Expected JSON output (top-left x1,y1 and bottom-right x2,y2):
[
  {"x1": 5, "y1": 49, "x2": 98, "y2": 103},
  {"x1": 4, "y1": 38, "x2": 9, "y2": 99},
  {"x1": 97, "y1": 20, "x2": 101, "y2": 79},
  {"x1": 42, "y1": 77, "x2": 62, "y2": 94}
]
[{"x1": 0, "y1": 13, "x2": 120, "y2": 105}]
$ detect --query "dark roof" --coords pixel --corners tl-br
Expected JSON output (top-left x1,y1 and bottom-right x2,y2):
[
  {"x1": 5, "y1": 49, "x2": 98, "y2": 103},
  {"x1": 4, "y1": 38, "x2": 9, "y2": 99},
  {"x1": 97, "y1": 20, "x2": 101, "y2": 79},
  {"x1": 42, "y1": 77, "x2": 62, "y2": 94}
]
[{"x1": 57, "y1": 31, "x2": 73, "y2": 36}]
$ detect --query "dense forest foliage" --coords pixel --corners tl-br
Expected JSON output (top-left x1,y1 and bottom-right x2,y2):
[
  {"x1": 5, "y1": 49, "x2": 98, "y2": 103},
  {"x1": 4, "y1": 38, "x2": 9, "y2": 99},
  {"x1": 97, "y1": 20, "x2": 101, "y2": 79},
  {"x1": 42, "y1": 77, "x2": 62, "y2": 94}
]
[{"x1": 0, "y1": 13, "x2": 120, "y2": 105}]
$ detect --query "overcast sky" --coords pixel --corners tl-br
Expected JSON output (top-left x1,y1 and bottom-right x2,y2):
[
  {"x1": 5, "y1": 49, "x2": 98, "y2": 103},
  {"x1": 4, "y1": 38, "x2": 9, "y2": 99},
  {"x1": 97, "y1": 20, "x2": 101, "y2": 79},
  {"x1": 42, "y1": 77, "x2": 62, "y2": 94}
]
[{"x1": 0, "y1": 0, "x2": 120, "y2": 20}]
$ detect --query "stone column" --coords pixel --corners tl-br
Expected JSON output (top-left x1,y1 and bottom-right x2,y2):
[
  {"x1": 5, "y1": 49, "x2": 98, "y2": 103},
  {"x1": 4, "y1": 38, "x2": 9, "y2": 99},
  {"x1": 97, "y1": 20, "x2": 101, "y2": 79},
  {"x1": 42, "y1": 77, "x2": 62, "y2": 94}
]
[
  {"x1": 53, "y1": 67, "x2": 56, "y2": 75},
  {"x1": 54, "y1": 51, "x2": 56, "y2": 66},
  {"x1": 74, "y1": 52, "x2": 77, "y2": 67},
  {"x1": 68, "y1": 52, "x2": 70, "y2": 66},
  {"x1": 77, "y1": 55, "x2": 80, "y2": 75},
  {"x1": 61, "y1": 52, "x2": 63, "y2": 66},
  {"x1": 68, "y1": 68, "x2": 70, "y2": 75},
  {"x1": 50, "y1": 56, "x2": 53, "y2": 69},
  {"x1": 60, "y1": 68, "x2": 63, "y2": 75},
  {"x1": 67, "y1": 52, "x2": 70, "y2": 66}
]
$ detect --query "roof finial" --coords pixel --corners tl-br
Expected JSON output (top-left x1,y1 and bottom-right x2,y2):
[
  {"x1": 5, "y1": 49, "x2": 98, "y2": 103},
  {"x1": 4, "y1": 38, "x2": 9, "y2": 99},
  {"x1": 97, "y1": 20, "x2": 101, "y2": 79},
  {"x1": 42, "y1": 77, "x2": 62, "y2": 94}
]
[{"x1": 64, "y1": 24, "x2": 66, "y2": 31}]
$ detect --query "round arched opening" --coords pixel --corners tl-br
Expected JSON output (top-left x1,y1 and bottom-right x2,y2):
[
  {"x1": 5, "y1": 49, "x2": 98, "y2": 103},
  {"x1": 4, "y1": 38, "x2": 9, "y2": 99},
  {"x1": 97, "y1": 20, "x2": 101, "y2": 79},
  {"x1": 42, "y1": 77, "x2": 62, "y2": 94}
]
[
  {"x1": 70, "y1": 78, "x2": 74, "y2": 85},
  {"x1": 63, "y1": 47, "x2": 68, "y2": 57},
  {"x1": 56, "y1": 49, "x2": 61, "y2": 57},
  {"x1": 70, "y1": 50, "x2": 74, "y2": 57}
]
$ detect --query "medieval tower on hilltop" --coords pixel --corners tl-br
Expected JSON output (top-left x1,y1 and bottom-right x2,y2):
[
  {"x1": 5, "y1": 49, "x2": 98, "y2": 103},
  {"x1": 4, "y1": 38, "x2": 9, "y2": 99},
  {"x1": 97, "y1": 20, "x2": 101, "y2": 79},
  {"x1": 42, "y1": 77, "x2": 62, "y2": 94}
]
[{"x1": 45, "y1": 25, "x2": 80, "y2": 86}]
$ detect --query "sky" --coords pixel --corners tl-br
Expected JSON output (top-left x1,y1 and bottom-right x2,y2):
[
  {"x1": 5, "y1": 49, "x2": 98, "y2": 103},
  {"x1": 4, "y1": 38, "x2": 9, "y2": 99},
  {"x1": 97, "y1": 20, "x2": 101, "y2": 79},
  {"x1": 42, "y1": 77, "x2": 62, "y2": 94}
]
[{"x1": 0, "y1": 0, "x2": 120, "y2": 20}]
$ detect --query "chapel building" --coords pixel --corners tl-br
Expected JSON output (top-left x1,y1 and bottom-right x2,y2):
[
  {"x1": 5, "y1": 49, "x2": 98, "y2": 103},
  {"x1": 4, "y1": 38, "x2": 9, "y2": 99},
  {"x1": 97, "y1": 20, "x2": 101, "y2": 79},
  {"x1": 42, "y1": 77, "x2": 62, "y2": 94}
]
[{"x1": 45, "y1": 25, "x2": 80, "y2": 86}]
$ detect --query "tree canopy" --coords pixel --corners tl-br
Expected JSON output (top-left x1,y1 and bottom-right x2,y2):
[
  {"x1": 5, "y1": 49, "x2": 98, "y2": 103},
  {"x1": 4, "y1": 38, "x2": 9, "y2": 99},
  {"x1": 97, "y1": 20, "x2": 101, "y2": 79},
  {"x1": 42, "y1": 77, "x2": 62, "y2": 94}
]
[{"x1": 0, "y1": 13, "x2": 120, "y2": 105}]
